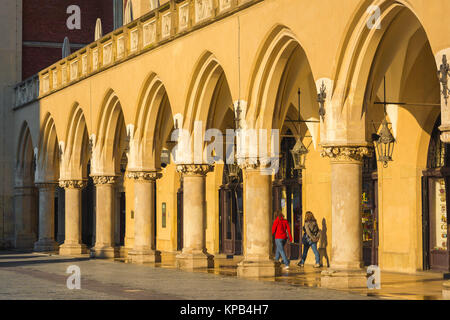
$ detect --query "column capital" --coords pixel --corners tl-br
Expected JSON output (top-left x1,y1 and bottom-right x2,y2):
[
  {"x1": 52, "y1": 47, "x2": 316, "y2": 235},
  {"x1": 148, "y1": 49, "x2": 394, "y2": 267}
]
[
  {"x1": 320, "y1": 145, "x2": 373, "y2": 163},
  {"x1": 176, "y1": 164, "x2": 214, "y2": 176},
  {"x1": 59, "y1": 179, "x2": 88, "y2": 189},
  {"x1": 91, "y1": 175, "x2": 118, "y2": 185},
  {"x1": 126, "y1": 171, "x2": 162, "y2": 181},
  {"x1": 35, "y1": 182, "x2": 58, "y2": 190},
  {"x1": 237, "y1": 157, "x2": 273, "y2": 171}
]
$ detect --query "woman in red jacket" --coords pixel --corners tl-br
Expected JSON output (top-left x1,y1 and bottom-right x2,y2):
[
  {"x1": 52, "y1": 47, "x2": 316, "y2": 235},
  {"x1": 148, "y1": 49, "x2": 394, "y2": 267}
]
[{"x1": 272, "y1": 211, "x2": 293, "y2": 269}]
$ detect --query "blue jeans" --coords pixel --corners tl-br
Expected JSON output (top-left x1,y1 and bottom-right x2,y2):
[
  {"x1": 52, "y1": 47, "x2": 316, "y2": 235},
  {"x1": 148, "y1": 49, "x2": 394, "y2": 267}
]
[
  {"x1": 300, "y1": 241, "x2": 320, "y2": 265},
  {"x1": 275, "y1": 238, "x2": 290, "y2": 266}
]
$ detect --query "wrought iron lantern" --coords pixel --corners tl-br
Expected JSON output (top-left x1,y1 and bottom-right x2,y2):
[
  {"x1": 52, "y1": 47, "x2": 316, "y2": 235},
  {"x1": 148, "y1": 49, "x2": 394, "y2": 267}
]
[
  {"x1": 290, "y1": 137, "x2": 309, "y2": 170},
  {"x1": 372, "y1": 118, "x2": 395, "y2": 168},
  {"x1": 227, "y1": 163, "x2": 240, "y2": 180}
]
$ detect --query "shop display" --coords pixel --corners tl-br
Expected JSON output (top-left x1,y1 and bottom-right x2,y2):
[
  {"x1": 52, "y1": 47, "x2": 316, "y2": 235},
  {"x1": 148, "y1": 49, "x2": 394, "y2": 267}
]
[{"x1": 431, "y1": 178, "x2": 448, "y2": 251}]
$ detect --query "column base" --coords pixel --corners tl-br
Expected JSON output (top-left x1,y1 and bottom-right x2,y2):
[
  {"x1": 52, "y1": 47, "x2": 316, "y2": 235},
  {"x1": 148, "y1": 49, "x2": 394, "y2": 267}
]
[
  {"x1": 176, "y1": 252, "x2": 214, "y2": 269},
  {"x1": 443, "y1": 281, "x2": 450, "y2": 300},
  {"x1": 237, "y1": 259, "x2": 281, "y2": 278},
  {"x1": 59, "y1": 243, "x2": 88, "y2": 256},
  {"x1": 14, "y1": 233, "x2": 36, "y2": 250},
  {"x1": 92, "y1": 246, "x2": 119, "y2": 259},
  {"x1": 321, "y1": 268, "x2": 367, "y2": 289},
  {"x1": 34, "y1": 239, "x2": 59, "y2": 253},
  {"x1": 128, "y1": 249, "x2": 161, "y2": 264}
]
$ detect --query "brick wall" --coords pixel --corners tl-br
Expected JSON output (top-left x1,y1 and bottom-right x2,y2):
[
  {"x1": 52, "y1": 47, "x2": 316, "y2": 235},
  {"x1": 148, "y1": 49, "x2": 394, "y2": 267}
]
[{"x1": 22, "y1": 0, "x2": 114, "y2": 79}]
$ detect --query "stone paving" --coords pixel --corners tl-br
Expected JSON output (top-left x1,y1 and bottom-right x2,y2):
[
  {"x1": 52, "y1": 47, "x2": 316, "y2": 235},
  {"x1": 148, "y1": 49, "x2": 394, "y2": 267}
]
[
  {"x1": 0, "y1": 251, "x2": 376, "y2": 300},
  {"x1": 0, "y1": 251, "x2": 445, "y2": 300}
]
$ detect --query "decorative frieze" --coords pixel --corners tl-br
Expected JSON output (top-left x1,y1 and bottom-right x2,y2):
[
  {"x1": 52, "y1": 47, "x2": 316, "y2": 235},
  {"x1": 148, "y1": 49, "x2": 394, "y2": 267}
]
[
  {"x1": 27, "y1": 0, "x2": 261, "y2": 107},
  {"x1": 117, "y1": 36, "x2": 125, "y2": 59},
  {"x1": 179, "y1": 3, "x2": 190, "y2": 31},
  {"x1": 176, "y1": 164, "x2": 214, "y2": 176},
  {"x1": 59, "y1": 179, "x2": 88, "y2": 189},
  {"x1": 219, "y1": 0, "x2": 232, "y2": 12},
  {"x1": 91, "y1": 175, "x2": 118, "y2": 185},
  {"x1": 195, "y1": 0, "x2": 213, "y2": 23},
  {"x1": 143, "y1": 21, "x2": 157, "y2": 47},
  {"x1": 126, "y1": 171, "x2": 162, "y2": 181},
  {"x1": 103, "y1": 42, "x2": 113, "y2": 65},
  {"x1": 320, "y1": 146, "x2": 372, "y2": 163},
  {"x1": 130, "y1": 28, "x2": 139, "y2": 52},
  {"x1": 162, "y1": 12, "x2": 172, "y2": 39}
]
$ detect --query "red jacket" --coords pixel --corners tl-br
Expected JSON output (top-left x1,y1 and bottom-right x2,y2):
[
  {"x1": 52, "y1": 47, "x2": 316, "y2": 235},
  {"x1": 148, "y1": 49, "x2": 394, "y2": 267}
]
[{"x1": 272, "y1": 217, "x2": 293, "y2": 242}]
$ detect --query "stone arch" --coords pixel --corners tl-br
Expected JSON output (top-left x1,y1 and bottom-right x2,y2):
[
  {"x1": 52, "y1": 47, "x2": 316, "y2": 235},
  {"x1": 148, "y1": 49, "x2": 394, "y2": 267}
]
[
  {"x1": 132, "y1": 72, "x2": 174, "y2": 170},
  {"x1": 183, "y1": 51, "x2": 235, "y2": 163},
  {"x1": 60, "y1": 103, "x2": 90, "y2": 180},
  {"x1": 16, "y1": 121, "x2": 35, "y2": 187},
  {"x1": 92, "y1": 89, "x2": 127, "y2": 176},
  {"x1": 332, "y1": 0, "x2": 438, "y2": 143},
  {"x1": 246, "y1": 25, "x2": 319, "y2": 136},
  {"x1": 14, "y1": 121, "x2": 38, "y2": 249},
  {"x1": 36, "y1": 113, "x2": 60, "y2": 183}
]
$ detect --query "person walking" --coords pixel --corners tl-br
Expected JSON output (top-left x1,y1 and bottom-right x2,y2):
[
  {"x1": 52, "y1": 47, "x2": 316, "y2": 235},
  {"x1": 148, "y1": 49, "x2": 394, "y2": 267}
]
[
  {"x1": 298, "y1": 211, "x2": 321, "y2": 268},
  {"x1": 272, "y1": 211, "x2": 293, "y2": 269}
]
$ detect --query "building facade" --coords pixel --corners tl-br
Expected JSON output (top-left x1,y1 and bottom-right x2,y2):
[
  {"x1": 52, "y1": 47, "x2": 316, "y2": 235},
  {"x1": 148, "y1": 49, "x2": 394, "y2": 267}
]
[{"x1": 7, "y1": 0, "x2": 450, "y2": 288}]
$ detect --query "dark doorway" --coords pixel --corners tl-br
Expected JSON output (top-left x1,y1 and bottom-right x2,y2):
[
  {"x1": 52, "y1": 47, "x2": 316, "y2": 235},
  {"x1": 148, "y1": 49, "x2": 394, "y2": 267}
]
[
  {"x1": 82, "y1": 162, "x2": 95, "y2": 247},
  {"x1": 362, "y1": 155, "x2": 379, "y2": 266},
  {"x1": 272, "y1": 133, "x2": 302, "y2": 260},
  {"x1": 177, "y1": 178, "x2": 183, "y2": 251},
  {"x1": 422, "y1": 117, "x2": 450, "y2": 271},
  {"x1": 219, "y1": 164, "x2": 243, "y2": 256}
]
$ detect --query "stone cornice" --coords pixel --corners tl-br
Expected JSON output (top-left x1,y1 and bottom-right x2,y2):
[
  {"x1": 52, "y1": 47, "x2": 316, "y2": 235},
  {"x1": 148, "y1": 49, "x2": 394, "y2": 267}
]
[
  {"x1": 91, "y1": 175, "x2": 118, "y2": 185},
  {"x1": 320, "y1": 146, "x2": 373, "y2": 163},
  {"x1": 176, "y1": 164, "x2": 214, "y2": 176},
  {"x1": 126, "y1": 171, "x2": 162, "y2": 181},
  {"x1": 59, "y1": 179, "x2": 88, "y2": 189}
]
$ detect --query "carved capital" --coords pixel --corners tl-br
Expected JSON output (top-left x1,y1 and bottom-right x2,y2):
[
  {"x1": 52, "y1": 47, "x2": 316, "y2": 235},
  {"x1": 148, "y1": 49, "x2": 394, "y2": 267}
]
[
  {"x1": 320, "y1": 146, "x2": 372, "y2": 163},
  {"x1": 35, "y1": 182, "x2": 58, "y2": 191},
  {"x1": 176, "y1": 164, "x2": 214, "y2": 176},
  {"x1": 91, "y1": 175, "x2": 118, "y2": 185},
  {"x1": 59, "y1": 180, "x2": 88, "y2": 189},
  {"x1": 237, "y1": 157, "x2": 274, "y2": 171},
  {"x1": 126, "y1": 171, "x2": 162, "y2": 181}
]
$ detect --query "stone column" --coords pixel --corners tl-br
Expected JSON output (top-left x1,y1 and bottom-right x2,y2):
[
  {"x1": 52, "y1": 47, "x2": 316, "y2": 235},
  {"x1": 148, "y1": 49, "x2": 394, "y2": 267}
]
[
  {"x1": 126, "y1": 171, "x2": 162, "y2": 263},
  {"x1": 56, "y1": 187, "x2": 65, "y2": 244},
  {"x1": 237, "y1": 160, "x2": 280, "y2": 278},
  {"x1": 320, "y1": 146, "x2": 371, "y2": 288},
  {"x1": 443, "y1": 281, "x2": 450, "y2": 300},
  {"x1": 14, "y1": 186, "x2": 37, "y2": 249},
  {"x1": 59, "y1": 180, "x2": 88, "y2": 256},
  {"x1": 176, "y1": 164, "x2": 214, "y2": 269},
  {"x1": 92, "y1": 175, "x2": 119, "y2": 258},
  {"x1": 34, "y1": 183, "x2": 59, "y2": 252}
]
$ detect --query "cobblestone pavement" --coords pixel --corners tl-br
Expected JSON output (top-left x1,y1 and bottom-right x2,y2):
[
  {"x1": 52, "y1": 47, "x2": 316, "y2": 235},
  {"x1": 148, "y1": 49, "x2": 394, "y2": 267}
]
[{"x1": 0, "y1": 251, "x2": 377, "y2": 300}]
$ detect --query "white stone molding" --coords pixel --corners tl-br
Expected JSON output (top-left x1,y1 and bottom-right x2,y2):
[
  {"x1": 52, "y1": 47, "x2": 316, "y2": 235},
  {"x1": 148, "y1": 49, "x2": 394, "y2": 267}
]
[{"x1": 35, "y1": 182, "x2": 58, "y2": 190}]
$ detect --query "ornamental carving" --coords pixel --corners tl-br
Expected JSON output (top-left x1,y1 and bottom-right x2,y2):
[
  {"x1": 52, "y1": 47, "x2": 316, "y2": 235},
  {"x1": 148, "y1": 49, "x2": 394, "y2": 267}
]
[
  {"x1": 91, "y1": 175, "x2": 118, "y2": 185},
  {"x1": 195, "y1": 0, "x2": 213, "y2": 22},
  {"x1": 237, "y1": 157, "x2": 275, "y2": 171},
  {"x1": 35, "y1": 182, "x2": 58, "y2": 190},
  {"x1": 320, "y1": 146, "x2": 372, "y2": 163},
  {"x1": 59, "y1": 180, "x2": 88, "y2": 189},
  {"x1": 176, "y1": 164, "x2": 214, "y2": 176},
  {"x1": 126, "y1": 171, "x2": 162, "y2": 181}
]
